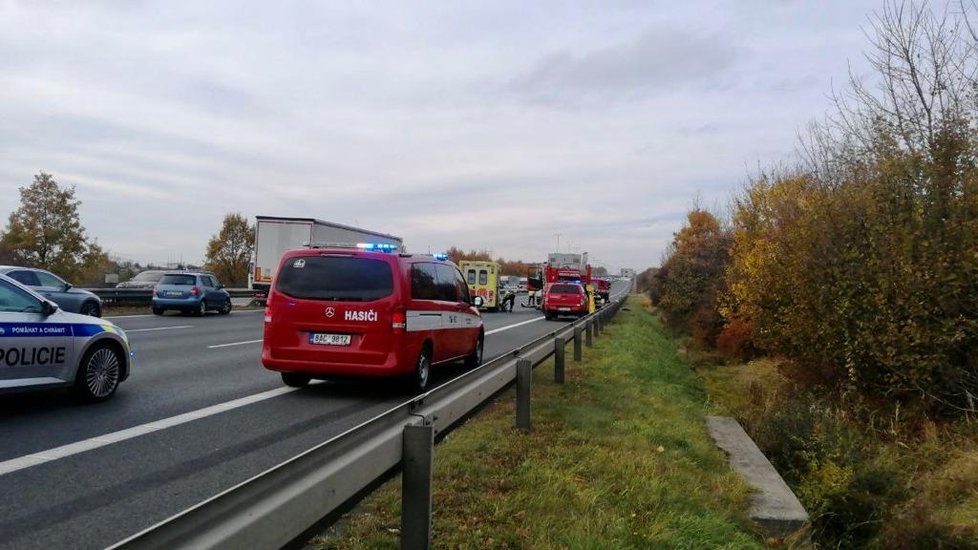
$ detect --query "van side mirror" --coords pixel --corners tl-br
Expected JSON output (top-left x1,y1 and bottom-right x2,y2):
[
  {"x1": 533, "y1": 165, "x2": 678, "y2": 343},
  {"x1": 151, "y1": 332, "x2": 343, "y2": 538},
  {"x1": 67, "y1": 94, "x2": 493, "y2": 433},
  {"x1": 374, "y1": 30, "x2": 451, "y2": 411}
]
[{"x1": 473, "y1": 296, "x2": 484, "y2": 307}]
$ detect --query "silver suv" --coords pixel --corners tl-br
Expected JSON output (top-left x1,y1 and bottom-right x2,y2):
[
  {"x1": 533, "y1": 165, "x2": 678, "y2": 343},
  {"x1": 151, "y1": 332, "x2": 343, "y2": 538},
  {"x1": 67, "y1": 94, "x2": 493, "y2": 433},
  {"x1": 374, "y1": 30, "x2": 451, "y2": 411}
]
[{"x1": 116, "y1": 269, "x2": 166, "y2": 289}]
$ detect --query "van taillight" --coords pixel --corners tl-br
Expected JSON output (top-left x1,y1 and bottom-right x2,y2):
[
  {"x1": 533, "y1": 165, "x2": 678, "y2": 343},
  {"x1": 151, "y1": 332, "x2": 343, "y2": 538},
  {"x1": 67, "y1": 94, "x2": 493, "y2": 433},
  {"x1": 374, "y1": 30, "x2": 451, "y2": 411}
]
[
  {"x1": 392, "y1": 309, "x2": 406, "y2": 334},
  {"x1": 190, "y1": 286, "x2": 201, "y2": 296}
]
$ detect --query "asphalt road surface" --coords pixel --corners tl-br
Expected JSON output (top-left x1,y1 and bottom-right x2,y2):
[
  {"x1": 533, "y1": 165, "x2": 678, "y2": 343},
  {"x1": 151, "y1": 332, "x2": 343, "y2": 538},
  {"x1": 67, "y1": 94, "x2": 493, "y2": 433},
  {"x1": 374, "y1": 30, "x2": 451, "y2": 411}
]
[{"x1": 0, "y1": 281, "x2": 629, "y2": 550}]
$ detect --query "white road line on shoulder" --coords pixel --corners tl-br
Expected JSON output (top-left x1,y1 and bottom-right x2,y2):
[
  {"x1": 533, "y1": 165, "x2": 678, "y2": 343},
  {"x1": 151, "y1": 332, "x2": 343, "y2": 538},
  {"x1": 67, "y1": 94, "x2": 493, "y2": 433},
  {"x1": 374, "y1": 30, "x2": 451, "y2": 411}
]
[
  {"x1": 486, "y1": 316, "x2": 545, "y2": 335},
  {"x1": 0, "y1": 385, "x2": 302, "y2": 478},
  {"x1": 208, "y1": 338, "x2": 264, "y2": 349},
  {"x1": 125, "y1": 325, "x2": 194, "y2": 333},
  {"x1": 104, "y1": 309, "x2": 265, "y2": 320},
  {"x1": 103, "y1": 314, "x2": 154, "y2": 320}
]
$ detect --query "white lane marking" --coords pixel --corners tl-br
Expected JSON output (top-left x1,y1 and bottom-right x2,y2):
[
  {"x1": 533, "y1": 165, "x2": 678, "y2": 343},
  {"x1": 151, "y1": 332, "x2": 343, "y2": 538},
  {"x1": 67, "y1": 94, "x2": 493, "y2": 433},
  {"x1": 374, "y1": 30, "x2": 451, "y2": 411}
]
[
  {"x1": 486, "y1": 316, "x2": 545, "y2": 335},
  {"x1": 103, "y1": 314, "x2": 155, "y2": 320},
  {"x1": 0, "y1": 385, "x2": 302, "y2": 477},
  {"x1": 208, "y1": 339, "x2": 263, "y2": 349},
  {"x1": 125, "y1": 325, "x2": 194, "y2": 333},
  {"x1": 104, "y1": 309, "x2": 265, "y2": 320}
]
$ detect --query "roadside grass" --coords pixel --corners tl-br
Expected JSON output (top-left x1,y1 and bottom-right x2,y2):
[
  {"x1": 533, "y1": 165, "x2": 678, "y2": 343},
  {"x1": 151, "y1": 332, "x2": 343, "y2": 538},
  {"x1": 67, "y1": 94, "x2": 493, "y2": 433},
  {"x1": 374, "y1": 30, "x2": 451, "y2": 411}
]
[
  {"x1": 313, "y1": 296, "x2": 763, "y2": 549},
  {"x1": 698, "y1": 355, "x2": 978, "y2": 547}
]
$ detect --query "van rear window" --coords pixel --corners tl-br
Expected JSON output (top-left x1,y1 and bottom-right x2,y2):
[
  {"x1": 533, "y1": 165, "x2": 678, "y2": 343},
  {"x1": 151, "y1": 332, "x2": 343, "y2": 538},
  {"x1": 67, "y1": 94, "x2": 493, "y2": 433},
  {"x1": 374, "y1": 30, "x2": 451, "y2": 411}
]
[
  {"x1": 550, "y1": 284, "x2": 581, "y2": 294},
  {"x1": 276, "y1": 256, "x2": 393, "y2": 301}
]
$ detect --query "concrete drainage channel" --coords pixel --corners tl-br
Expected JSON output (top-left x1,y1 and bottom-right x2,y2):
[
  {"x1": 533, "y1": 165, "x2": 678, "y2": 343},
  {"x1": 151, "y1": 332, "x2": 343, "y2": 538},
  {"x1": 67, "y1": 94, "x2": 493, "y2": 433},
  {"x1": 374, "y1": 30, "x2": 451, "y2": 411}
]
[
  {"x1": 109, "y1": 293, "x2": 629, "y2": 550},
  {"x1": 706, "y1": 417, "x2": 811, "y2": 544}
]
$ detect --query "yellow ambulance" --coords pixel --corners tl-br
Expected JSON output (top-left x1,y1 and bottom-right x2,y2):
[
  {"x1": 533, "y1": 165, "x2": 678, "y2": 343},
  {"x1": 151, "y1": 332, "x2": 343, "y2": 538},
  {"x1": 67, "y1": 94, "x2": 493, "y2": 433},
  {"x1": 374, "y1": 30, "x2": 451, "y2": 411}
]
[{"x1": 459, "y1": 260, "x2": 514, "y2": 312}]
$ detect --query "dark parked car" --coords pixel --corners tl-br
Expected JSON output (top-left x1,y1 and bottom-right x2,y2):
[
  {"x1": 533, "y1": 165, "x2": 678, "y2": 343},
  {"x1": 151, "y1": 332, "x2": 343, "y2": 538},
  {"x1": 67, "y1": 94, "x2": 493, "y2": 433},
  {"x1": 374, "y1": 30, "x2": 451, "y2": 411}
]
[
  {"x1": 116, "y1": 269, "x2": 166, "y2": 289},
  {"x1": 152, "y1": 272, "x2": 232, "y2": 316},
  {"x1": 0, "y1": 266, "x2": 102, "y2": 317}
]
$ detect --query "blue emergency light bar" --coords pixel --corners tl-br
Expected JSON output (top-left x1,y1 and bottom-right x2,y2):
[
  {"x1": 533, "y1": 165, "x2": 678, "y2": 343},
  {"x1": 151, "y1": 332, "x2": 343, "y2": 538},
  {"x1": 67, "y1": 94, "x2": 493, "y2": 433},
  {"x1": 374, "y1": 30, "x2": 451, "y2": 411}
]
[
  {"x1": 305, "y1": 241, "x2": 399, "y2": 252},
  {"x1": 433, "y1": 253, "x2": 448, "y2": 260},
  {"x1": 355, "y1": 242, "x2": 398, "y2": 252}
]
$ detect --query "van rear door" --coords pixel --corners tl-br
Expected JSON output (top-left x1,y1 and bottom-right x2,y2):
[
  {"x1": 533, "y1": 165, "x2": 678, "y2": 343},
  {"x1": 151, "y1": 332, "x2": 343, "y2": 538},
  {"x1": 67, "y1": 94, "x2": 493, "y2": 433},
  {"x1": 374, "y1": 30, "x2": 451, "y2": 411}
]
[{"x1": 271, "y1": 254, "x2": 397, "y2": 366}]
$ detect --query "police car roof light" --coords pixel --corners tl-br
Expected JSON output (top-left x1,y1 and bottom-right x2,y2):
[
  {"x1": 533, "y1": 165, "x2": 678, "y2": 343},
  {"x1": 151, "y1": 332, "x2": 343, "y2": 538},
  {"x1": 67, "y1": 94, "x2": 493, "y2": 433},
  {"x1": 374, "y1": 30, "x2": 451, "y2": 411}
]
[{"x1": 433, "y1": 253, "x2": 449, "y2": 261}]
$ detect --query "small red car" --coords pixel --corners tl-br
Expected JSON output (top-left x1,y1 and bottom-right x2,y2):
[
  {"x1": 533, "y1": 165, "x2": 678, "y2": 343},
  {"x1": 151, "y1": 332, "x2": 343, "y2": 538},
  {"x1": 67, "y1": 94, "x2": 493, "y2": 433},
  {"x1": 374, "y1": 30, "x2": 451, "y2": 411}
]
[
  {"x1": 262, "y1": 246, "x2": 484, "y2": 391},
  {"x1": 542, "y1": 282, "x2": 588, "y2": 320}
]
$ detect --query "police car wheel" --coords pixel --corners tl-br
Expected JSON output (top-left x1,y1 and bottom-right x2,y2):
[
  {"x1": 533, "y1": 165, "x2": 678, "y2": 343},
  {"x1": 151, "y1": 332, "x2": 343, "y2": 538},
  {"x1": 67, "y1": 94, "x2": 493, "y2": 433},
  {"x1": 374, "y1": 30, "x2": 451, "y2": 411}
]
[
  {"x1": 412, "y1": 347, "x2": 431, "y2": 391},
  {"x1": 281, "y1": 372, "x2": 310, "y2": 387},
  {"x1": 73, "y1": 344, "x2": 122, "y2": 402},
  {"x1": 80, "y1": 301, "x2": 101, "y2": 317},
  {"x1": 465, "y1": 336, "x2": 483, "y2": 368}
]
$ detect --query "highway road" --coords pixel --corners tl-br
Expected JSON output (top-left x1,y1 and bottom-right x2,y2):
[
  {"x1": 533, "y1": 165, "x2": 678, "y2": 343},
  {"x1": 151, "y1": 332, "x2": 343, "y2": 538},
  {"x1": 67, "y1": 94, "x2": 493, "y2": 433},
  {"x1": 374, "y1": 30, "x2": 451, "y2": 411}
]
[{"x1": 0, "y1": 282, "x2": 628, "y2": 550}]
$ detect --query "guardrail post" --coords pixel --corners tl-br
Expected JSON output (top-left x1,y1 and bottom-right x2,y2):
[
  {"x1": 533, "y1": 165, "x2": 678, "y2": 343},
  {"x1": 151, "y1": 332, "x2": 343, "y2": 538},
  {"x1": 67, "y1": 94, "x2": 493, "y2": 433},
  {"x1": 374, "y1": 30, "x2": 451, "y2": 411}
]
[
  {"x1": 585, "y1": 319, "x2": 593, "y2": 347},
  {"x1": 594, "y1": 313, "x2": 602, "y2": 337},
  {"x1": 516, "y1": 359, "x2": 532, "y2": 432},
  {"x1": 573, "y1": 325, "x2": 583, "y2": 361},
  {"x1": 401, "y1": 423, "x2": 434, "y2": 550},
  {"x1": 554, "y1": 337, "x2": 565, "y2": 384}
]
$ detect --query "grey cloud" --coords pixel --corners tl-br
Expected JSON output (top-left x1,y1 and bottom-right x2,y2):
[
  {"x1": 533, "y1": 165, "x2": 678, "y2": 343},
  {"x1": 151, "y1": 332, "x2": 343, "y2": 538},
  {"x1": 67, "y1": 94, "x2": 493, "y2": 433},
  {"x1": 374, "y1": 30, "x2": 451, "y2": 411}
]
[
  {"x1": 3, "y1": 112, "x2": 286, "y2": 175},
  {"x1": 507, "y1": 27, "x2": 738, "y2": 105},
  {"x1": 155, "y1": 77, "x2": 263, "y2": 118},
  {"x1": 0, "y1": 1, "x2": 882, "y2": 271}
]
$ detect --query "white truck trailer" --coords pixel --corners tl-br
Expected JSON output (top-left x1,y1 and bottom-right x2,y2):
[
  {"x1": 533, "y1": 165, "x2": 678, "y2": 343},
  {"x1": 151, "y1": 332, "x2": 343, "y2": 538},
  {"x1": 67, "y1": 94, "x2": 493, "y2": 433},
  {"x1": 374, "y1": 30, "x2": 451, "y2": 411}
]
[{"x1": 250, "y1": 216, "x2": 403, "y2": 299}]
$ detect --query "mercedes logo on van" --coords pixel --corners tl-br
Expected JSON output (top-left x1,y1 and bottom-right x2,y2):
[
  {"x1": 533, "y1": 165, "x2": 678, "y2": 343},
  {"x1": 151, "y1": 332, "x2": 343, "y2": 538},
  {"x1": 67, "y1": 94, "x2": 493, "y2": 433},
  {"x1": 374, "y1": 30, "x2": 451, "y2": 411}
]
[{"x1": 325, "y1": 307, "x2": 335, "y2": 318}]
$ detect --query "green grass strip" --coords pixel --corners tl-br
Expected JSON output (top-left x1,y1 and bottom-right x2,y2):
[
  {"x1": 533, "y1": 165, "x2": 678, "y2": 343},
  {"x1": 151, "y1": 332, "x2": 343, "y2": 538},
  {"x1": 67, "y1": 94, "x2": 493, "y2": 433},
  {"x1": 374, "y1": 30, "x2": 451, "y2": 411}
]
[{"x1": 314, "y1": 297, "x2": 763, "y2": 549}]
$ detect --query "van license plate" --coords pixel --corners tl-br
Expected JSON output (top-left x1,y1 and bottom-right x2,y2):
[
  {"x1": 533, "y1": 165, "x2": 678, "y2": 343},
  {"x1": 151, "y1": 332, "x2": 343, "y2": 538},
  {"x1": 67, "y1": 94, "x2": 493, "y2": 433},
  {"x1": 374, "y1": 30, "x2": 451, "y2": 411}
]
[{"x1": 309, "y1": 333, "x2": 351, "y2": 346}]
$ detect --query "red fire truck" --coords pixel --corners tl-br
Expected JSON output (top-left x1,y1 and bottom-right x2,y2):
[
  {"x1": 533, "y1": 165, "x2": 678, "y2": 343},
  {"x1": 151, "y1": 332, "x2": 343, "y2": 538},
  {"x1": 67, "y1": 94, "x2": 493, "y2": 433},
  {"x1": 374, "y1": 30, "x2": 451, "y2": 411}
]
[
  {"x1": 592, "y1": 277, "x2": 610, "y2": 305},
  {"x1": 544, "y1": 253, "x2": 592, "y2": 287},
  {"x1": 542, "y1": 253, "x2": 594, "y2": 315},
  {"x1": 523, "y1": 264, "x2": 545, "y2": 308}
]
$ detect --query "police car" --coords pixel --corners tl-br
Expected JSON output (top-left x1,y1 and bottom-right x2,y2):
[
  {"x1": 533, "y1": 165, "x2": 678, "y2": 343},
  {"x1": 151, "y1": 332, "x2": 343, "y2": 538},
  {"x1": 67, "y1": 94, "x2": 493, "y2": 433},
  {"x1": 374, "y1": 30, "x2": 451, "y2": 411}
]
[
  {"x1": 0, "y1": 273, "x2": 132, "y2": 402},
  {"x1": 262, "y1": 243, "x2": 485, "y2": 391}
]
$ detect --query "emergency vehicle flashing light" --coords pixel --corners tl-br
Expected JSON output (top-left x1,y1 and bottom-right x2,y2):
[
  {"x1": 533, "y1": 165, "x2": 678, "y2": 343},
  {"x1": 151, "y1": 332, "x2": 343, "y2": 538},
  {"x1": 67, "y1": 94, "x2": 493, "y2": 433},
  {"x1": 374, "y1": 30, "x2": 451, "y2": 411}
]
[
  {"x1": 355, "y1": 242, "x2": 398, "y2": 252},
  {"x1": 304, "y1": 241, "x2": 398, "y2": 252}
]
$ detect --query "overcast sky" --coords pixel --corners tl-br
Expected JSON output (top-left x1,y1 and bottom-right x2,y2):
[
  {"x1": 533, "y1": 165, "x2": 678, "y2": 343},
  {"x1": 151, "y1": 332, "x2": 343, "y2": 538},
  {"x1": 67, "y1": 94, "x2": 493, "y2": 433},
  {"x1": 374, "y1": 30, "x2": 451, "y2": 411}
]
[{"x1": 0, "y1": 0, "x2": 882, "y2": 272}]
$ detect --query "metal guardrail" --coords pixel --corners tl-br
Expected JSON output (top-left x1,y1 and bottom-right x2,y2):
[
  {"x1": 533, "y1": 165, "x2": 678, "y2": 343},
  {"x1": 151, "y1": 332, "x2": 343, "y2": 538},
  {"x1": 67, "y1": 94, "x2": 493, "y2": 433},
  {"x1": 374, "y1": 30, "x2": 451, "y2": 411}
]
[
  {"x1": 87, "y1": 288, "x2": 258, "y2": 306},
  {"x1": 110, "y1": 291, "x2": 630, "y2": 550}
]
